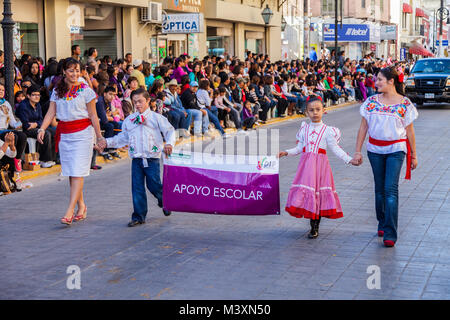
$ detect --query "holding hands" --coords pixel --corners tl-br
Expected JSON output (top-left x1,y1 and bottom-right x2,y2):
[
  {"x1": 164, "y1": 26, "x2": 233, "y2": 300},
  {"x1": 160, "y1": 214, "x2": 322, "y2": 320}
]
[
  {"x1": 350, "y1": 152, "x2": 363, "y2": 166},
  {"x1": 95, "y1": 137, "x2": 107, "y2": 153},
  {"x1": 277, "y1": 151, "x2": 288, "y2": 158},
  {"x1": 163, "y1": 144, "x2": 173, "y2": 158}
]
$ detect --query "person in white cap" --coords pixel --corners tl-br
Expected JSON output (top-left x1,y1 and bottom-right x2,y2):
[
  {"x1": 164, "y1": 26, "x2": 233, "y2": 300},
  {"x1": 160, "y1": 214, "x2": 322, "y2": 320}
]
[
  {"x1": 164, "y1": 78, "x2": 192, "y2": 138},
  {"x1": 130, "y1": 59, "x2": 147, "y2": 90}
]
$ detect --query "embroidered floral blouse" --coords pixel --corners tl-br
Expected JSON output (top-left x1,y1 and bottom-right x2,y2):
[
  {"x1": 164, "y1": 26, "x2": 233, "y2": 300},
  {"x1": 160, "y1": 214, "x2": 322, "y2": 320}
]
[
  {"x1": 50, "y1": 83, "x2": 97, "y2": 122},
  {"x1": 360, "y1": 94, "x2": 418, "y2": 154}
]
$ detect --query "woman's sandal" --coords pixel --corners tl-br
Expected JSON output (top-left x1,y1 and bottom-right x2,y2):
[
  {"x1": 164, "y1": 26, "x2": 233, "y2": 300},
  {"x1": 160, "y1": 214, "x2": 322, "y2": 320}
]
[
  {"x1": 74, "y1": 207, "x2": 87, "y2": 222},
  {"x1": 61, "y1": 215, "x2": 74, "y2": 225}
]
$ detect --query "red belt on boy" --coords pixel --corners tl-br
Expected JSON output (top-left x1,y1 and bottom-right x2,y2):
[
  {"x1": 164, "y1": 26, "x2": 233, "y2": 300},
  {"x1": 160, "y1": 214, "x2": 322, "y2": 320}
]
[
  {"x1": 369, "y1": 136, "x2": 412, "y2": 180},
  {"x1": 55, "y1": 118, "x2": 92, "y2": 153}
]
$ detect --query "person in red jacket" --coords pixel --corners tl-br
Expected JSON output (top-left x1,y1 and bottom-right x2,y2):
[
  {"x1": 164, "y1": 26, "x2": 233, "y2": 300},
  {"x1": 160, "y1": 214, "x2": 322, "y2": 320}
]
[{"x1": 365, "y1": 74, "x2": 376, "y2": 97}]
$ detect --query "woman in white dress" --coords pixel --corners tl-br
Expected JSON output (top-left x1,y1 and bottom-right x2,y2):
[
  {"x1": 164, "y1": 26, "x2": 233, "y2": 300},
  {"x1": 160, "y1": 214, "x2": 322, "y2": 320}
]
[{"x1": 38, "y1": 58, "x2": 105, "y2": 225}]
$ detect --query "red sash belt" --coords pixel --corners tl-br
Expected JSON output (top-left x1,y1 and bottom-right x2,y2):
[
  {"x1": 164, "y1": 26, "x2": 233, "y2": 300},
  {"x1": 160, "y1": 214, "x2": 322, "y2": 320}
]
[
  {"x1": 55, "y1": 118, "x2": 92, "y2": 153},
  {"x1": 303, "y1": 147, "x2": 327, "y2": 154},
  {"x1": 369, "y1": 136, "x2": 412, "y2": 180}
]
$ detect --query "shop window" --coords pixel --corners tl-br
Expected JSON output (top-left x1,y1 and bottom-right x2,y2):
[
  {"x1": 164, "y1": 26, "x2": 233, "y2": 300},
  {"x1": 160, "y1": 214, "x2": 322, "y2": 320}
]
[
  {"x1": 13, "y1": 23, "x2": 39, "y2": 58},
  {"x1": 207, "y1": 27, "x2": 234, "y2": 56},
  {"x1": 245, "y1": 39, "x2": 263, "y2": 55}
]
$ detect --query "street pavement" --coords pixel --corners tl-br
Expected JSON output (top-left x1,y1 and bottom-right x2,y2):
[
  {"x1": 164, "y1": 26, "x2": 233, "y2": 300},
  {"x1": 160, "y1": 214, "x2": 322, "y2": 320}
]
[{"x1": 1, "y1": 102, "x2": 449, "y2": 300}]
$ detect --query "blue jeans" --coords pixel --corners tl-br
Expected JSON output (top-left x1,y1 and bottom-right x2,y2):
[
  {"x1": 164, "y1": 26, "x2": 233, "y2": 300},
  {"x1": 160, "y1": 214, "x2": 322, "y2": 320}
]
[
  {"x1": 206, "y1": 108, "x2": 224, "y2": 135},
  {"x1": 367, "y1": 151, "x2": 405, "y2": 242},
  {"x1": 345, "y1": 87, "x2": 355, "y2": 98},
  {"x1": 131, "y1": 158, "x2": 163, "y2": 222},
  {"x1": 293, "y1": 93, "x2": 307, "y2": 113},
  {"x1": 171, "y1": 108, "x2": 193, "y2": 131},
  {"x1": 168, "y1": 109, "x2": 185, "y2": 129},
  {"x1": 186, "y1": 109, "x2": 202, "y2": 134}
]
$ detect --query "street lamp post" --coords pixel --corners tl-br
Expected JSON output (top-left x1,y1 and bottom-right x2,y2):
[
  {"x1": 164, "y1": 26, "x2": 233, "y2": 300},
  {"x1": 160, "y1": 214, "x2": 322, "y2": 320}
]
[
  {"x1": 261, "y1": 5, "x2": 273, "y2": 56},
  {"x1": 436, "y1": 0, "x2": 449, "y2": 57},
  {"x1": 1, "y1": 0, "x2": 15, "y2": 106}
]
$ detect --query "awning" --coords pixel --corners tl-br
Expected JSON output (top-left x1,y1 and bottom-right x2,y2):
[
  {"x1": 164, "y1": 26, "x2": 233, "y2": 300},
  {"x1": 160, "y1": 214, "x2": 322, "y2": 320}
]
[
  {"x1": 416, "y1": 8, "x2": 426, "y2": 17},
  {"x1": 403, "y1": 3, "x2": 413, "y2": 14},
  {"x1": 409, "y1": 43, "x2": 434, "y2": 57}
]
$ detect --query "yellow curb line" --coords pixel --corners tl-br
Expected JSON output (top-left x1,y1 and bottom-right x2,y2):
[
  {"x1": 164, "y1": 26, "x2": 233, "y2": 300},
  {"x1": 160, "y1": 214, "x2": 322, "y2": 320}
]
[{"x1": 20, "y1": 102, "x2": 355, "y2": 182}]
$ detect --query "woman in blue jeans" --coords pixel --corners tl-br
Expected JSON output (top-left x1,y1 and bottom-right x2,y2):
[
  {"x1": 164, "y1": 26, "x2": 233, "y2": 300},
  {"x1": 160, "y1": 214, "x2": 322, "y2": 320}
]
[{"x1": 353, "y1": 67, "x2": 418, "y2": 247}]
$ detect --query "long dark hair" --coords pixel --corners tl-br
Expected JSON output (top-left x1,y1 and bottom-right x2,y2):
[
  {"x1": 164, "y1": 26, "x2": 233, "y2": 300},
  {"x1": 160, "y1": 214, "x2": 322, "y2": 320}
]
[
  {"x1": 55, "y1": 58, "x2": 81, "y2": 99},
  {"x1": 379, "y1": 66, "x2": 405, "y2": 96}
]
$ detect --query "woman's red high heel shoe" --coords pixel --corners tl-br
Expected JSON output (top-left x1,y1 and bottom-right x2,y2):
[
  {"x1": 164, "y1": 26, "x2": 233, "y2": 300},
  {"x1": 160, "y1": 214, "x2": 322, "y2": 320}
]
[
  {"x1": 74, "y1": 207, "x2": 87, "y2": 222},
  {"x1": 61, "y1": 215, "x2": 74, "y2": 225}
]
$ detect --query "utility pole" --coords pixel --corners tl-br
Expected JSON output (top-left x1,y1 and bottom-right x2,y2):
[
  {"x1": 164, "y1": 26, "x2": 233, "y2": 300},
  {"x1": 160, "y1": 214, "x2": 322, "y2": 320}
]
[
  {"x1": 433, "y1": 9, "x2": 436, "y2": 55},
  {"x1": 334, "y1": 0, "x2": 338, "y2": 85},
  {"x1": 439, "y1": 0, "x2": 443, "y2": 57},
  {"x1": 334, "y1": 0, "x2": 342, "y2": 86},
  {"x1": 1, "y1": 0, "x2": 15, "y2": 106}
]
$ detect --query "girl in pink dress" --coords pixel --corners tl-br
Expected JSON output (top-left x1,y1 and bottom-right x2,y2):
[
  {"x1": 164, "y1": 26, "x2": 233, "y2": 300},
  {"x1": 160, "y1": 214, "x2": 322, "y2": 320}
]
[{"x1": 279, "y1": 95, "x2": 358, "y2": 238}]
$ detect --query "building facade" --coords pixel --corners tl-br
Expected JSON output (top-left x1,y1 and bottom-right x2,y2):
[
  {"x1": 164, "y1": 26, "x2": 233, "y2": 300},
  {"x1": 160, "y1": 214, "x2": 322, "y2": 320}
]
[
  {"x1": 309, "y1": 0, "x2": 391, "y2": 61},
  {"x1": 0, "y1": 0, "x2": 283, "y2": 62}
]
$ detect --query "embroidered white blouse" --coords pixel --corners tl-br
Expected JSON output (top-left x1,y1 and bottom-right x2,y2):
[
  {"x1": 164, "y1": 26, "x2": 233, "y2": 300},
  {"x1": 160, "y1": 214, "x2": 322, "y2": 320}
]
[
  {"x1": 106, "y1": 107, "x2": 176, "y2": 159},
  {"x1": 50, "y1": 83, "x2": 97, "y2": 122},
  {"x1": 286, "y1": 121, "x2": 352, "y2": 164},
  {"x1": 360, "y1": 94, "x2": 418, "y2": 154}
]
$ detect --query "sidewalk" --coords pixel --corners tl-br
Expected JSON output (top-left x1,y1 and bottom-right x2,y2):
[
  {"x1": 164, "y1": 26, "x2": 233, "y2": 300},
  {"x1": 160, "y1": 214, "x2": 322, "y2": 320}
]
[{"x1": 19, "y1": 102, "x2": 355, "y2": 182}]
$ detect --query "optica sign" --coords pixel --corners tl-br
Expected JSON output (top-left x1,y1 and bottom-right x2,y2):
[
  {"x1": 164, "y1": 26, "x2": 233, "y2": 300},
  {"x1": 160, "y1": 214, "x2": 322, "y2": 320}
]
[{"x1": 162, "y1": 13, "x2": 203, "y2": 34}]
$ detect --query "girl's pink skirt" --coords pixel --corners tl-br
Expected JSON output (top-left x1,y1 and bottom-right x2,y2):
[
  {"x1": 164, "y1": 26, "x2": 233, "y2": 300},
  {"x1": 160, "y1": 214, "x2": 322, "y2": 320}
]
[{"x1": 285, "y1": 152, "x2": 343, "y2": 220}]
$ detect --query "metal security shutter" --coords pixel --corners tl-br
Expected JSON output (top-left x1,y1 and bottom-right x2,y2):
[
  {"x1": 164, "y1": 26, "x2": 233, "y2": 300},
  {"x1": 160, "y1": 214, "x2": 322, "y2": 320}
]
[{"x1": 76, "y1": 29, "x2": 117, "y2": 60}]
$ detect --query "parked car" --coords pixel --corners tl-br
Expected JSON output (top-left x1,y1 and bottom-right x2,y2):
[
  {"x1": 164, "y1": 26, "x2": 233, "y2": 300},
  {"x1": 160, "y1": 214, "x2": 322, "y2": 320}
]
[{"x1": 405, "y1": 58, "x2": 450, "y2": 105}]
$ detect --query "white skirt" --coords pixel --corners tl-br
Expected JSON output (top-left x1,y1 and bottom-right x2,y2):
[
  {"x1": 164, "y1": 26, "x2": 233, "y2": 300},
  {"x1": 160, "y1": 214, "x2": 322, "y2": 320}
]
[{"x1": 59, "y1": 126, "x2": 94, "y2": 177}]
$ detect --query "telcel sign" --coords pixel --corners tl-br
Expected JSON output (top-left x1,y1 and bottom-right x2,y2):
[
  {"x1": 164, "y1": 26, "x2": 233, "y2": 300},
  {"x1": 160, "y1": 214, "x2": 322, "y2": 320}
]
[
  {"x1": 162, "y1": 13, "x2": 203, "y2": 34},
  {"x1": 323, "y1": 24, "x2": 371, "y2": 42}
]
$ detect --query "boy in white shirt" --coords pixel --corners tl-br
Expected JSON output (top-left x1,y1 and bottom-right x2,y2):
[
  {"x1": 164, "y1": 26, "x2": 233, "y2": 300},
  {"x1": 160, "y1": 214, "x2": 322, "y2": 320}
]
[{"x1": 101, "y1": 88, "x2": 176, "y2": 227}]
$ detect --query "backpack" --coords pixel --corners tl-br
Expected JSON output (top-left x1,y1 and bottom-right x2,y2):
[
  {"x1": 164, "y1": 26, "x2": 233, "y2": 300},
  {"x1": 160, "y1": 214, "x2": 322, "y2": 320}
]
[{"x1": 0, "y1": 164, "x2": 17, "y2": 195}]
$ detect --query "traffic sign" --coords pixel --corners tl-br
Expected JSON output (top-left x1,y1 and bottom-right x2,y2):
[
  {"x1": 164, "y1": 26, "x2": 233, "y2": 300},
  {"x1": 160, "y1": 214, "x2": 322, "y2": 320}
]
[{"x1": 436, "y1": 40, "x2": 449, "y2": 46}]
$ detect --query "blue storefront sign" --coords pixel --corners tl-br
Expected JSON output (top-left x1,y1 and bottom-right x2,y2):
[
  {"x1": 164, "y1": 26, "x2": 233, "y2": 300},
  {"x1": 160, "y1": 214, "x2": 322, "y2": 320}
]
[
  {"x1": 323, "y1": 24, "x2": 371, "y2": 42},
  {"x1": 162, "y1": 13, "x2": 203, "y2": 34}
]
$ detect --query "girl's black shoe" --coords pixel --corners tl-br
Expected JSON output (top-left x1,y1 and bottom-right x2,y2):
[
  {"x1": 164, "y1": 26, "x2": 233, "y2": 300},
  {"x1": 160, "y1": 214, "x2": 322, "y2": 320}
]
[{"x1": 308, "y1": 218, "x2": 321, "y2": 239}]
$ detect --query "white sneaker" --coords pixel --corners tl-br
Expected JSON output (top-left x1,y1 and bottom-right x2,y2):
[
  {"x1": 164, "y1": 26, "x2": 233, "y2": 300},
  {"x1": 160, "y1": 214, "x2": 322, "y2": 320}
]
[
  {"x1": 237, "y1": 129, "x2": 248, "y2": 135},
  {"x1": 41, "y1": 161, "x2": 55, "y2": 168},
  {"x1": 181, "y1": 129, "x2": 191, "y2": 138},
  {"x1": 222, "y1": 133, "x2": 231, "y2": 139},
  {"x1": 203, "y1": 131, "x2": 215, "y2": 138}
]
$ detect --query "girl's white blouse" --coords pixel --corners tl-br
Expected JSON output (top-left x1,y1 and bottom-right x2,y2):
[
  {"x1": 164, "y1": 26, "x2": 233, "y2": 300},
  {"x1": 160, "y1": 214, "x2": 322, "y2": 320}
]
[{"x1": 286, "y1": 121, "x2": 352, "y2": 164}]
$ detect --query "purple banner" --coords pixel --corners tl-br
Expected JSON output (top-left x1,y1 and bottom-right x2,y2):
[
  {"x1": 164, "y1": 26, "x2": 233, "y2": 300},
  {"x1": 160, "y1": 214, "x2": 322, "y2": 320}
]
[{"x1": 163, "y1": 166, "x2": 280, "y2": 215}]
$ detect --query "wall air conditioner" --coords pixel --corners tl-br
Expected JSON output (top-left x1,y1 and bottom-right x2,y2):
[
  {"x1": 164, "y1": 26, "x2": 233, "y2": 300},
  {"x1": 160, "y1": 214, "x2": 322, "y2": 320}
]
[{"x1": 148, "y1": 1, "x2": 163, "y2": 23}]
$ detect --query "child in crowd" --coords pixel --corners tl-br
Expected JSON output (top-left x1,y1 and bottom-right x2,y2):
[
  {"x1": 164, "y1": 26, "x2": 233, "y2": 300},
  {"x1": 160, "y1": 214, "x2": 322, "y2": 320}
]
[
  {"x1": 14, "y1": 91, "x2": 25, "y2": 112},
  {"x1": 242, "y1": 100, "x2": 257, "y2": 130},
  {"x1": 278, "y1": 95, "x2": 358, "y2": 239},
  {"x1": 123, "y1": 76, "x2": 139, "y2": 101}
]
